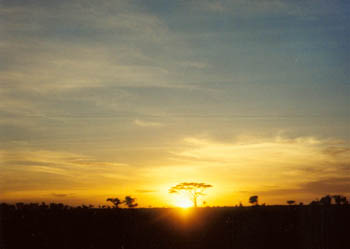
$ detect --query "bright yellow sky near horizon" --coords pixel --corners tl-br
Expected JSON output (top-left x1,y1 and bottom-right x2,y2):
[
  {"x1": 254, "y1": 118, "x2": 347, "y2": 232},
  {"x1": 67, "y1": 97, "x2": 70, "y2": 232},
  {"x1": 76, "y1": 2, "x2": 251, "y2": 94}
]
[{"x1": 2, "y1": 135, "x2": 350, "y2": 207}]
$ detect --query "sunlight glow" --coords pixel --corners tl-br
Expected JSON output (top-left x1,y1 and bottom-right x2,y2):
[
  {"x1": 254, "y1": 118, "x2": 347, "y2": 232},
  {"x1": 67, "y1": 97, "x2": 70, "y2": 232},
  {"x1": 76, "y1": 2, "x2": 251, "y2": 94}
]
[{"x1": 173, "y1": 195, "x2": 193, "y2": 208}]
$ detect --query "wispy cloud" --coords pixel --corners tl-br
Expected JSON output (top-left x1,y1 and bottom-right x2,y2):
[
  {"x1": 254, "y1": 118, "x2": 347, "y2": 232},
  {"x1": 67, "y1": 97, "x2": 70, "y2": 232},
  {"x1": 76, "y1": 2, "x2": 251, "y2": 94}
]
[
  {"x1": 255, "y1": 176, "x2": 350, "y2": 203},
  {"x1": 135, "y1": 189, "x2": 156, "y2": 193},
  {"x1": 134, "y1": 119, "x2": 163, "y2": 127},
  {"x1": 168, "y1": 135, "x2": 350, "y2": 200},
  {"x1": 52, "y1": 193, "x2": 73, "y2": 198},
  {"x1": 0, "y1": 149, "x2": 132, "y2": 196},
  {"x1": 192, "y1": 0, "x2": 340, "y2": 17}
]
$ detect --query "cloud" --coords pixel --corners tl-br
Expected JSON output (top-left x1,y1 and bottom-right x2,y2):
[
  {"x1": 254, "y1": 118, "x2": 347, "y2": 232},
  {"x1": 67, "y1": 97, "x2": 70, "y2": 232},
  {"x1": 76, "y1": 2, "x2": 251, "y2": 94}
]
[
  {"x1": 0, "y1": 149, "x2": 132, "y2": 196},
  {"x1": 135, "y1": 189, "x2": 155, "y2": 193},
  {"x1": 134, "y1": 119, "x2": 163, "y2": 127},
  {"x1": 52, "y1": 193, "x2": 73, "y2": 198},
  {"x1": 192, "y1": 0, "x2": 341, "y2": 17},
  {"x1": 323, "y1": 146, "x2": 350, "y2": 157},
  {"x1": 0, "y1": 41, "x2": 173, "y2": 92},
  {"x1": 0, "y1": 0, "x2": 197, "y2": 95},
  {"x1": 177, "y1": 136, "x2": 331, "y2": 166},
  {"x1": 0, "y1": 150, "x2": 128, "y2": 172},
  {"x1": 170, "y1": 135, "x2": 350, "y2": 197},
  {"x1": 180, "y1": 61, "x2": 208, "y2": 69},
  {"x1": 0, "y1": 0, "x2": 213, "y2": 124},
  {"x1": 29, "y1": 166, "x2": 70, "y2": 176},
  {"x1": 255, "y1": 176, "x2": 350, "y2": 201},
  {"x1": 301, "y1": 177, "x2": 350, "y2": 194}
]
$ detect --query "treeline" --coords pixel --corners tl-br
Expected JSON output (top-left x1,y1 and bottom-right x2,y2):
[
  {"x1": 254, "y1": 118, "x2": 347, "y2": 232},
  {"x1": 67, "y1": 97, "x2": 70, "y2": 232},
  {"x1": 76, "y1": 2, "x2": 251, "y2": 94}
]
[
  {"x1": 247, "y1": 194, "x2": 350, "y2": 207},
  {"x1": 0, "y1": 195, "x2": 139, "y2": 211},
  {"x1": 2, "y1": 193, "x2": 349, "y2": 211}
]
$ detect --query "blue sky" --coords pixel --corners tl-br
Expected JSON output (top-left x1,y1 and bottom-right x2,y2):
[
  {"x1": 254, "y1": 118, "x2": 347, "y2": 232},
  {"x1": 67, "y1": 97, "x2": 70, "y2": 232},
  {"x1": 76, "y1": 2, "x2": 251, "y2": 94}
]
[{"x1": 0, "y1": 0, "x2": 349, "y2": 206}]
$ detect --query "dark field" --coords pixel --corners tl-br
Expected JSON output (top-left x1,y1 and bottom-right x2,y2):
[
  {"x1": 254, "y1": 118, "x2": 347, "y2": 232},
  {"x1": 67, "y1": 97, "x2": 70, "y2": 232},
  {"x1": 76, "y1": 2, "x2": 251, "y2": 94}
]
[{"x1": 1, "y1": 204, "x2": 349, "y2": 249}]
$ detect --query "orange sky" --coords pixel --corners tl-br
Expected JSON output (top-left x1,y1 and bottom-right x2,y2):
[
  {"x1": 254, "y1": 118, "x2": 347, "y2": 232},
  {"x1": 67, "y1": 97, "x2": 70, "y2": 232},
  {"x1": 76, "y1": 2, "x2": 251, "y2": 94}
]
[{"x1": 2, "y1": 135, "x2": 350, "y2": 207}]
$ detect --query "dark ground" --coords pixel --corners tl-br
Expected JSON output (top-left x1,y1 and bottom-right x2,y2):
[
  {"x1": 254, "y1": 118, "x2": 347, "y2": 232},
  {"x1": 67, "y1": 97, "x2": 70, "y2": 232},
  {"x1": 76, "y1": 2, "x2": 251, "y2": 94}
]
[{"x1": 1, "y1": 204, "x2": 349, "y2": 249}]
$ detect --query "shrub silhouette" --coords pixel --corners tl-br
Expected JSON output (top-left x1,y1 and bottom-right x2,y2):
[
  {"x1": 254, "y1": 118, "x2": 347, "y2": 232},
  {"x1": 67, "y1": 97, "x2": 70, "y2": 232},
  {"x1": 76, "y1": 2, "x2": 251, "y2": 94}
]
[
  {"x1": 320, "y1": 195, "x2": 332, "y2": 206},
  {"x1": 106, "y1": 198, "x2": 122, "y2": 208},
  {"x1": 287, "y1": 200, "x2": 295, "y2": 205},
  {"x1": 249, "y1": 195, "x2": 258, "y2": 206},
  {"x1": 124, "y1": 196, "x2": 138, "y2": 208},
  {"x1": 332, "y1": 195, "x2": 348, "y2": 205}
]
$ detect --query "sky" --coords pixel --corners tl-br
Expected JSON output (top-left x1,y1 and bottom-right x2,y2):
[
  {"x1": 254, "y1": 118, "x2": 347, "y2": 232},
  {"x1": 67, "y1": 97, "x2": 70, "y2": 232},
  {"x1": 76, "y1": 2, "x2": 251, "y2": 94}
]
[{"x1": 0, "y1": 0, "x2": 349, "y2": 207}]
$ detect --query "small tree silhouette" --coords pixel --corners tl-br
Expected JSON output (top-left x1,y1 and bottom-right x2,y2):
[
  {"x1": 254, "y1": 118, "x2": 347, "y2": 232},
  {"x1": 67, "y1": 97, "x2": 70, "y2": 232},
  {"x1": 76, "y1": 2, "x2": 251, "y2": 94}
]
[
  {"x1": 287, "y1": 200, "x2": 295, "y2": 205},
  {"x1": 310, "y1": 199, "x2": 320, "y2": 205},
  {"x1": 320, "y1": 195, "x2": 332, "y2": 206},
  {"x1": 332, "y1": 195, "x2": 347, "y2": 205},
  {"x1": 249, "y1": 195, "x2": 258, "y2": 206},
  {"x1": 124, "y1": 196, "x2": 138, "y2": 208},
  {"x1": 106, "y1": 198, "x2": 122, "y2": 208},
  {"x1": 169, "y1": 182, "x2": 213, "y2": 208}
]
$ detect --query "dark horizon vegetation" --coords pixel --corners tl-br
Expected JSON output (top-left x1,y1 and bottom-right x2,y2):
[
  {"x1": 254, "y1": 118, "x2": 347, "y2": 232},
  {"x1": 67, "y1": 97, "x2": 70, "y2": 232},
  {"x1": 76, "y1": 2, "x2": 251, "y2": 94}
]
[
  {"x1": 1, "y1": 200, "x2": 349, "y2": 249},
  {"x1": 1, "y1": 193, "x2": 349, "y2": 209}
]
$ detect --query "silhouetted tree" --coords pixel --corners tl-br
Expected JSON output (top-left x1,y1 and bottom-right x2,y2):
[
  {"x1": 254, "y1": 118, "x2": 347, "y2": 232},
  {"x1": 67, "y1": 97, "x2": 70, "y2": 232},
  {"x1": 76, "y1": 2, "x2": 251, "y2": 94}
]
[
  {"x1": 320, "y1": 195, "x2": 332, "y2": 206},
  {"x1": 124, "y1": 196, "x2": 138, "y2": 208},
  {"x1": 106, "y1": 198, "x2": 122, "y2": 208},
  {"x1": 15, "y1": 202, "x2": 25, "y2": 210},
  {"x1": 287, "y1": 200, "x2": 295, "y2": 205},
  {"x1": 332, "y1": 195, "x2": 347, "y2": 205},
  {"x1": 169, "y1": 182, "x2": 213, "y2": 207},
  {"x1": 310, "y1": 200, "x2": 320, "y2": 206},
  {"x1": 50, "y1": 203, "x2": 65, "y2": 210},
  {"x1": 249, "y1": 195, "x2": 258, "y2": 206},
  {"x1": 40, "y1": 202, "x2": 48, "y2": 209}
]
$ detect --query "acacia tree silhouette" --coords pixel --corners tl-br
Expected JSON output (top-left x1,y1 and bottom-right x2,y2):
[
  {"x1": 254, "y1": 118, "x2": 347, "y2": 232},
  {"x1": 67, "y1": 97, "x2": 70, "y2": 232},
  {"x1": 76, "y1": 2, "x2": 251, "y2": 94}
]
[
  {"x1": 106, "y1": 196, "x2": 138, "y2": 208},
  {"x1": 332, "y1": 195, "x2": 348, "y2": 205},
  {"x1": 287, "y1": 200, "x2": 295, "y2": 205},
  {"x1": 249, "y1": 196, "x2": 258, "y2": 206},
  {"x1": 320, "y1": 195, "x2": 332, "y2": 205},
  {"x1": 169, "y1": 182, "x2": 213, "y2": 208},
  {"x1": 124, "y1": 196, "x2": 138, "y2": 208},
  {"x1": 106, "y1": 198, "x2": 122, "y2": 208}
]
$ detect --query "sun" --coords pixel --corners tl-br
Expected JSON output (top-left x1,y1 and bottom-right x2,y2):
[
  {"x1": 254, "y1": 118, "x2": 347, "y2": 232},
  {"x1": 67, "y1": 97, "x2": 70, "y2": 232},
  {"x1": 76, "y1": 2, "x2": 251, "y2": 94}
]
[{"x1": 173, "y1": 195, "x2": 193, "y2": 208}]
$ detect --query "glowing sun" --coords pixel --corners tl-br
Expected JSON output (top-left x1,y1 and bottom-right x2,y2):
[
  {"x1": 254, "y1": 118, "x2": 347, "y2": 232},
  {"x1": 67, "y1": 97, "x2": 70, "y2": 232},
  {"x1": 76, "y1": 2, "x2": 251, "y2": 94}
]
[{"x1": 173, "y1": 195, "x2": 193, "y2": 208}]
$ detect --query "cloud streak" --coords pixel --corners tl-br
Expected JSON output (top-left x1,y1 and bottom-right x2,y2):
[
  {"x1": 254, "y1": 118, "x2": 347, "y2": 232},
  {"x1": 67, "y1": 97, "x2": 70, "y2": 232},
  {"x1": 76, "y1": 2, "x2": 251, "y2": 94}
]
[
  {"x1": 166, "y1": 135, "x2": 350, "y2": 201},
  {"x1": 134, "y1": 119, "x2": 163, "y2": 127},
  {"x1": 0, "y1": 149, "x2": 131, "y2": 197}
]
